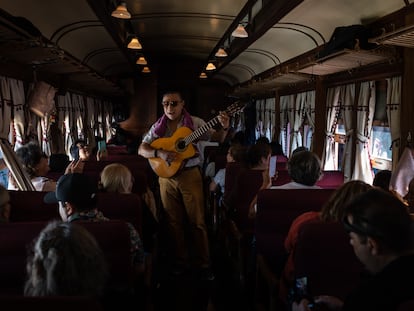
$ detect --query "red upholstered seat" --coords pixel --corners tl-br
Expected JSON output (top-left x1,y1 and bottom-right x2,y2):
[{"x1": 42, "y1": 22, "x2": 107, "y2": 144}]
[
  {"x1": 254, "y1": 188, "x2": 335, "y2": 309},
  {"x1": 9, "y1": 191, "x2": 59, "y2": 222},
  {"x1": 9, "y1": 191, "x2": 143, "y2": 237},
  {"x1": 293, "y1": 221, "x2": 364, "y2": 300},
  {"x1": 0, "y1": 296, "x2": 104, "y2": 311},
  {"x1": 255, "y1": 188, "x2": 335, "y2": 274},
  {"x1": 316, "y1": 170, "x2": 344, "y2": 189}
]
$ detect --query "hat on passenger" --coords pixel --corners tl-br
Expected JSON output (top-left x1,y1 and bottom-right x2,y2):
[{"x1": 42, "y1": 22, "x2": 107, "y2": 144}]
[{"x1": 44, "y1": 173, "x2": 96, "y2": 204}]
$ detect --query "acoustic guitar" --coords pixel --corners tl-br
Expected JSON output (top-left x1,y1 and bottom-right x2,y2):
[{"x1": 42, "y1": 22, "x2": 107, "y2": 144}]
[{"x1": 149, "y1": 102, "x2": 245, "y2": 178}]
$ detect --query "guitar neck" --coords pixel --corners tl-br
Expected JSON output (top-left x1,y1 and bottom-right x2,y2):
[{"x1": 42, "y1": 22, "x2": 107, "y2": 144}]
[{"x1": 184, "y1": 116, "x2": 220, "y2": 146}]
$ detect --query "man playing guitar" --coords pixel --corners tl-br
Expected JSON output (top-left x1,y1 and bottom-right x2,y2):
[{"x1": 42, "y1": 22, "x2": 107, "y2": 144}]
[{"x1": 138, "y1": 90, "x2": 230, "y2": 280}]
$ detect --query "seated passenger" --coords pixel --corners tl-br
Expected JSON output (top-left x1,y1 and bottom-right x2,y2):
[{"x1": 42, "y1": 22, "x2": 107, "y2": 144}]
[
  {"x1": 9, "y1": 141, "x2": 83, "y2": 191},
  {"x1": 281, "y1": 180, "x2": 372, "y2": 303},
  {"x1": 293, "y1": 188, "x2": 414, "y2": 311},
  {"x1": 9, "y1": 141, "x2": 56, "y2": 191},
  {"x1": 373, "y1": 169, "x2": 392, "y2": 191},
  {"x1": 248, "y1": 150, "x2": 322, "y2": 218},
  {"x1": 44, "y1": 173, "x2": 145, "y2": 276},
  {"x1": 24, "y1": 220, "x2": 108, "y2": 297},
  {"x1": 209, "y1": 143, "x2": 245, "y2": 195},
  {"x1": 0, "y1": 184, "x2": 10, "y2": 222},
  {"x1": 99, "y1": 162, "x2": 158, "y2": 252}
]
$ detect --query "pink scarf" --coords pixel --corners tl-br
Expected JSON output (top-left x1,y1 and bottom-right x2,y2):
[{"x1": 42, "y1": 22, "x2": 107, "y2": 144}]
[{"x1": 153, "y1": 108, "x2": 194, "y2": 137}]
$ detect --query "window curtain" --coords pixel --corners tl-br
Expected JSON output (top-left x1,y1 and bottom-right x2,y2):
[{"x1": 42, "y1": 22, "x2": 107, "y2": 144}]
[
  {"x1": 38, "y1": 114, "x2": 51, "y2": 156},
  {"x1": 9, "y1": 78, "x2": 26, "y2": 150},
  {"x1": 264, "y1": 97, "x2": 275, "y2": 141},
  {"x1": 103, "y1": 100, "x2": 113, "y2": 142},
  {"x1": 386, "y1": 76, "x2": 401, "y2": 171},
  {"x1": 352, "y1": 81, "x2": 375, "y2": 184},
  {"x1": 288, "y1": 93, "x2": 302, "y2": 153},
  {"x1": 71, "y1": 94, "x2": 85, "y2": 142},
  {"x1": 57, "y1": 93, "x2": 74, "y2": 159},
  {"x1": 340, "y1": 84, "x2": 355, "y2": 181},
  {"x1": 0, "y1": 77, "x2": 14, "y2": 144},
  {"x1": 85, "y1": 97, "x2": 96, "y2": 149},
  {"x1": 322, "y1": 87, "x2": 342, "y2": 170},
  {"x1": 279, "y1": 95, "x2": 292, "y2": 156},
  {"x1": 0, "y1": 77, "x2": 34, "y2": 191},
  {"x1": 255, "y1": 99, "x2": 265, "y2": 140},
  {"x1": 302, "y1": 90, "x2": 316, "y2": 150}
]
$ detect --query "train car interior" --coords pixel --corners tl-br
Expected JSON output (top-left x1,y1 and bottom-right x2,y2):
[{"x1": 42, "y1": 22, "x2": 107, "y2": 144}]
[{"x1": 1, "y1": 1, "x2": 414, "y2": 311}]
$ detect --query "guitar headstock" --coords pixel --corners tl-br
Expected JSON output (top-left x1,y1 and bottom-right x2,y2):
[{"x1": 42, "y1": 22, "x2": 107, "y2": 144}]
[{"x1": 225, "y1": 101, "x2": 246, "y2": 116}]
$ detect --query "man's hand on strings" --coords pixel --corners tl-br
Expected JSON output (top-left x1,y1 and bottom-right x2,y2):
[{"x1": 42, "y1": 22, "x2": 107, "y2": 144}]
[{"x1": 218, "y1": 111, "x2": 230, "y2": 130}]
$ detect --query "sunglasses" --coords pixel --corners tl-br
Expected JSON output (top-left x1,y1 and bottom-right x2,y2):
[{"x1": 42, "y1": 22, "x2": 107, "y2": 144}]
[{"x1": 162, "y1": 100, "x2": 182, "y2": 108}]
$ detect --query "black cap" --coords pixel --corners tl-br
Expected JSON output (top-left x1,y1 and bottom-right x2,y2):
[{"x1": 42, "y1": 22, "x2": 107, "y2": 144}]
[{"x1": 44, "y1": 173, "x2": 96, "y2": 204}]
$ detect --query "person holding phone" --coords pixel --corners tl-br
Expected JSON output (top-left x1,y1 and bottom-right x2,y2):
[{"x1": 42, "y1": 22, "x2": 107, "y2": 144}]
[{"x1": 293, "y1": 189, "x2": 414, "y2": 311}]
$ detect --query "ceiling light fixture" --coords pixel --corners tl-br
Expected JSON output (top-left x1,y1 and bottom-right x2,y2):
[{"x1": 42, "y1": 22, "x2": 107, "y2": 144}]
[
  {"x1": 142, "y1": 66, "x2": 151, "y2": 73},
  {"x1": 111, "y1": 2, "x2": 131, "y2": 19},
  {"x1": 215, "y1": 48, "x2": 228, "y2": 57},
  {"x1": 199, "y1": 72, "x2": 208, "y2": 79},
  {"x1": 127, "y1": 37, "x2": 142, "y2": 49},
  {"x1": 206, "y1": 63, "x2": 216, "y2": 71},
  {"x1": 136, "y1": 56, "x2": 147, "y2": 65},
  {"x1": 231, "y1": 24, "x2": 248, "y2": 38}
]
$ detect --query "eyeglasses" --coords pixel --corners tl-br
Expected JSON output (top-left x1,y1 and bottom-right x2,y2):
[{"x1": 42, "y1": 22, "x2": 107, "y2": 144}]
[
  {"x1": 342, "y1": 215, "x2": 383, "y2": 239},
  {"x1": 162, "y1": 100, "x2": 182, "y2": 108}
]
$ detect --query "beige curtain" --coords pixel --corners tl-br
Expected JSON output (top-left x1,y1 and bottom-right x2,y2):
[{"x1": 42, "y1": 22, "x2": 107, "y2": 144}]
[
  {"x1": 322, "y1": 87, "x2": 342, "y2": 170},
  {"x1": 352, "y1": 81, "x2": 375, "y2": 184},
  {"x1": 386, "y1": 76, "x2": 401, "y2": 171},
  {"x1": 340, "y1": 84, "x2": 356, "y2": 182},
  {"x1": 279, "y1": 95, "x2": 292, "y2": 155}
]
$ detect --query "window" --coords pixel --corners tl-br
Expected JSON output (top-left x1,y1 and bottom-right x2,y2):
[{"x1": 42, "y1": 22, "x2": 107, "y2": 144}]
[{"x1": 370, "y1": 80, "x2": 392, "y2": 171}]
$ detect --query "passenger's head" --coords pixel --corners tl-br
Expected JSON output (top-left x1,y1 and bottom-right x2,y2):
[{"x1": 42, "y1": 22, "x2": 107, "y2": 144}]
[
  {"x1": 320, "y1": 180, "x2": 372, "y2": 222},
  {"x1": 291, "y1": 146, "x2": 308, "y2": 156},
  {"x1": 270, "y1": 141, "x2": 284, "y2": 156},
  {"x1": 100, "y1": 163, "x2": 133, "y2": 194},
  {"x1": 161, "y1": 91, "x2": 185, "y2": 121},
  {"x1": 16, "y1": 142, "x2": 50, "y2": 178},
  {"x1": 247, "y1": 141, "x2": 271, "y2": 170},
  {"x1": 227, "y1": 144, "x2": 246, "y2": 164},
  {"x1": 44, "y1": 173, "x2": 97, "y2": 221},
  {"x1": 343, "y1": 188, "x2": 412, "y2": 273},
  {"x1": 256, "y1": 136, "x2": 270, "y2": 145},
  {"x1": 0, "y1": 185, "x2": 10, "y2": 222},
  {"x1": 373, "y1": 170, "x2": 392, "y2": 191},
  {"x1": 288, "y1": 150, "x2": 321, "y2": 186},
  {"x1": 24, "y1": 220, "x2": 108, "y2": 296}
]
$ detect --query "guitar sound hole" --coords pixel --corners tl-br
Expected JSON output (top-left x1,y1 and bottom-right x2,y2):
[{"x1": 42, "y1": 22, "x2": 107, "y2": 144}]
[{"x1": 176, "y1": 140, "x2": 186, "y2": 152}]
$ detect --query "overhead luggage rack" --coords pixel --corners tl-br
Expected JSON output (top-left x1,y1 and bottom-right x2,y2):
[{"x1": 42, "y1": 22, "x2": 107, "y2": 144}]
[
  {"x1": 295, "y1": 47, "x2": 394, "y2": 76},
  {"x1": 369, "y1": 24, "x2": 414, "y2": 48}
]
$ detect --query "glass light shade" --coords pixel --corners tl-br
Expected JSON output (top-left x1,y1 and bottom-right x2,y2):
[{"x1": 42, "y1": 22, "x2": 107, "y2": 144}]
[
  {"x1": 231, "y1": 24, "x2": 248, "y2": 38},
  {"x1": 215, "y1": 48, "x2": 228, "y2": 57},
  {"x1": 111, "y1": 2, "x2": 131, "y2": 19},
  {"x1": 206, "y1": 63, "x2": 216, "y2": 71},
  {"x1": 127, "y1": 37, "x2": 142, "y2": 49},
  {"x1": 199, "y1": 72, "x2": 207, "y2": 79},
  {"x1": 136, "y1": 56, "x2": 147, "y2": 65},
  {"x1": 142, "y1": 66, "x2": 151, "y2": 73}
]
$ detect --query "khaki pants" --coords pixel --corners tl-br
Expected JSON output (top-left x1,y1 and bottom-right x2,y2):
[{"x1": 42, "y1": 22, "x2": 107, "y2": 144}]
[{"x1": 159, "y1": 166, "x2": 209, "y2": 268}]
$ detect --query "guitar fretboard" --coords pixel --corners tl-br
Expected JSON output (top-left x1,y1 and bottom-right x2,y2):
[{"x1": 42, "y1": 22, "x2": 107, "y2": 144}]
[{"x1": 183, "y1": 116, "x2": 220, "y2": 146}]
